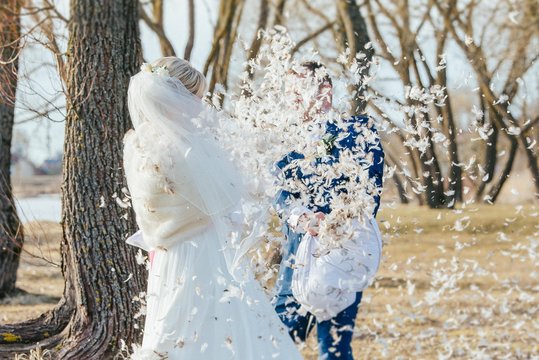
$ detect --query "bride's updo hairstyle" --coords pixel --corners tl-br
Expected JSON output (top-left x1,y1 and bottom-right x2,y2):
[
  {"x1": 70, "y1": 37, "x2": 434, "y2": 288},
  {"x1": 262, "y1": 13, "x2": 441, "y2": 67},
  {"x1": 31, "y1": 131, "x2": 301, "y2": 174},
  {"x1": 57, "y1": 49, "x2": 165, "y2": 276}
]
[{"x1": 152, "y1": 57, "x2": 207, "y2": 98}]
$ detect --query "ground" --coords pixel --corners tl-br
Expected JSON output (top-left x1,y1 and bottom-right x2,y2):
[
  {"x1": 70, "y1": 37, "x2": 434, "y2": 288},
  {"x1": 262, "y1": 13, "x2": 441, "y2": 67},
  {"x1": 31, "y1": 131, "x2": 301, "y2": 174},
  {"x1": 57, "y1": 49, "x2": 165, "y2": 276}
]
[
  {"x1": 1, "y1": 203, "x2": 537, "y2": 359},
  {"x1": 0, "y1": 221, "x2": 63, "y2": 324}
]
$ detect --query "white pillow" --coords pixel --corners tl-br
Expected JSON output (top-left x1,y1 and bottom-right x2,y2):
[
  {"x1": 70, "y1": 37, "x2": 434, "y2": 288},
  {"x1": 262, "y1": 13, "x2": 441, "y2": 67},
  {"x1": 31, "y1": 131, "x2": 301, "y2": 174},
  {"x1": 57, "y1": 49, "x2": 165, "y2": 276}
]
[{"x1": 291, "y1": 218, "x2": 382, "y2": 321}]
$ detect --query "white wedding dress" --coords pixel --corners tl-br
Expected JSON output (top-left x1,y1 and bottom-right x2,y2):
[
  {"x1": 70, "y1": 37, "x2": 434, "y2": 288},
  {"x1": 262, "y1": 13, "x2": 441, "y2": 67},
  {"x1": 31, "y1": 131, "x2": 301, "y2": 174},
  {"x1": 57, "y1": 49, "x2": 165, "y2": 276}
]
[{"x1": 123, "y1": 69, "x2": 302, "y2": 360}]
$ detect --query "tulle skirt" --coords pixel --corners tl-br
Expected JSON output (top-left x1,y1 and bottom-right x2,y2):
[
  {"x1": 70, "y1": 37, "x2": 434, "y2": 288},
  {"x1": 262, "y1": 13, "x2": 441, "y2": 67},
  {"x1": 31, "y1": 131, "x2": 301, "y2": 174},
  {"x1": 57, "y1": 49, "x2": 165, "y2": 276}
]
[{"x1": 133, "y1": 225, "x2": 302, "y2": 360}]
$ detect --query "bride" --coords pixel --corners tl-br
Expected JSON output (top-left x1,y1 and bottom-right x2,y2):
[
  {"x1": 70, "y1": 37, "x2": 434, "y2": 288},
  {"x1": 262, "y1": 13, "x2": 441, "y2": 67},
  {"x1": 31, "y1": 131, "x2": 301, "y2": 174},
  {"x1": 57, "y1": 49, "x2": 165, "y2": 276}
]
[{"x1": 123, "y1": 57, "x2": 302, "y2": 359}]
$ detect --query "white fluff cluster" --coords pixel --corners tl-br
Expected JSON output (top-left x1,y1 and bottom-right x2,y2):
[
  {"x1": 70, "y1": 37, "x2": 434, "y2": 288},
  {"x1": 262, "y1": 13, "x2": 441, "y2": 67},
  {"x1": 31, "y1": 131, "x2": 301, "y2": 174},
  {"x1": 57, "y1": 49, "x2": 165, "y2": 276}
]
[{"x1": 214, "y1": 28, "x2": 382, "y2": 251}]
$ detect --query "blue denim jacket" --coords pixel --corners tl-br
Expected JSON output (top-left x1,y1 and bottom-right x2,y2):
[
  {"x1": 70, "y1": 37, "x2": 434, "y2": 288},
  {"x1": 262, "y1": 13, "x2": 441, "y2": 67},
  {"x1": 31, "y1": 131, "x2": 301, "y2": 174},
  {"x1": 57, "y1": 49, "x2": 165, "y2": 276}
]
[{"x1": 273, "y1": 116, "x2": 384, "y2": 307}]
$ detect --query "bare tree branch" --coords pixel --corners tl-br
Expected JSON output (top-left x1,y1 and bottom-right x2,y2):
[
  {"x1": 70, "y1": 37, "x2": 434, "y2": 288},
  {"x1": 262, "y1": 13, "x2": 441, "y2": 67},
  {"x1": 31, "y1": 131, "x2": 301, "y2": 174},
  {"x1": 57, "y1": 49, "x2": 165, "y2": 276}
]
[
  {"x1": 184, "y1": 0, "x2": 195, "y2": 61},
  {"x1": 291, "y1": 21, "x2": 335, "y2": 55},
  {"x1": 139, "y1": 0, "x2": 175, "y2": 57}
]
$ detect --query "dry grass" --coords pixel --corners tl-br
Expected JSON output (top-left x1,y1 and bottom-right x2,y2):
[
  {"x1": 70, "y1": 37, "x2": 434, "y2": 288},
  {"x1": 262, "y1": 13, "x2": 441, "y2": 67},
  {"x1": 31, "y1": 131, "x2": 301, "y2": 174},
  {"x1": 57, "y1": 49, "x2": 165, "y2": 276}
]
[
  {"x1": 0, "y1": 221, "x2": 62, "y2": 324},
  {"x1": 13, "y1": 347, "x2": 54, "y2": 360},
  {"x1": 301, "y1": 203, "x2": 539, "y2": 359},
  {"x1": 1, "y1": 204, "x2": 537, "y2": 359}
]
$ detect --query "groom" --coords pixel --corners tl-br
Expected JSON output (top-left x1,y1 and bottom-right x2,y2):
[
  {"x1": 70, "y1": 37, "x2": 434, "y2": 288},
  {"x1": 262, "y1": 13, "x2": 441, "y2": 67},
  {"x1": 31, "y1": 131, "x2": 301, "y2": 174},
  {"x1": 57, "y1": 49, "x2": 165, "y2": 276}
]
[{"x1": 272, "y1": 61, "x2": 384, "y2": 359}]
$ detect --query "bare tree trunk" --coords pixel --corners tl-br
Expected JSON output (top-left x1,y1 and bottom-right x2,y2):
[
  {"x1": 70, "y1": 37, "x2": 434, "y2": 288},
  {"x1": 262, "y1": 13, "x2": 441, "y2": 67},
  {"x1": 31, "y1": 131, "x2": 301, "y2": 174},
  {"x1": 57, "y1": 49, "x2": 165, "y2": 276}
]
[
  {"x1": 408, "y1": 46, "x2": 446, "y2": 208},
  {"x1": 336, "y1": 0, "x2": 373, "y2": 114},
  {"x1": 475, "y1": 99, "x2": 498, "y2": 201},
  {"x1": 418, "y1": 145, "x2": 444, "y2": 208},
  {"x1": 385, "y1": 157, "x2": 409, "y2": 204},
  {"x1": 0, "y1": 0, "x2": 24, "y2": 299},
  {"x1": 184, "y1": 0, "x2": 195, "y2": 61},
  {"x1": 0, "y1": 3, "x2": 71, "y2": 351},
  {"x1": 392, "y1": 172, "x2": 409, "y2": 204},
  {"x1": 273, "y1": 0, "x2": 287, "y2": 26},
  {"x1": 520, "y1": 141, "x2": 539, "y2": 196},
  {"x1": 0, "y1": 297, "x2": 72, "y2": 347},
  {"x1": 486, "y1": 138, "x2": 518, "y2": 203},
  {"x1": 477, "y1": 82, "x2": 539, "y2": 195},
  {"x1": 0, "y1": 0, "x2": 146, "y2": 357},
  {"x1": 412, "y1": 37, "x2": 462, "y2": 206},
  {"x1": 50, "y1": 0, "x2": 147, "y2": 357},
  {"x1": 245, "y1": 0, "x2": 269, "y2": 78},
  {"x1": 3, "y1": 0, "x2": 146, "y2": 354},
  {"x1": 438, "y1": 78, "x2": 461, "y2": 204}
]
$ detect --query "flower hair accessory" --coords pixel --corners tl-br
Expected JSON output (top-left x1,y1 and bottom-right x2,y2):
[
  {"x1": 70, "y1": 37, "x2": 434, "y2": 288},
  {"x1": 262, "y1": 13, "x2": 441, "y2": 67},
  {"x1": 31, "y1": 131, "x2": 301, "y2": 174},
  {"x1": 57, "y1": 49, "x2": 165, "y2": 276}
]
[{"x1": 140, "y1": 63, "x2": 170, "y2": 77}]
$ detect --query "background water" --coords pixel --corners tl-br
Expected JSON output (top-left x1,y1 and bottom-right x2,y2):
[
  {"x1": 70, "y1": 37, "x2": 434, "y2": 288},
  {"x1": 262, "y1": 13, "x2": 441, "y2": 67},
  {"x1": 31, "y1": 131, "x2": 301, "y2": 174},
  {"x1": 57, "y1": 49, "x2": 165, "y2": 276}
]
[{"x1": 15, "y1": 194, "x2": 62, "y2": 223}]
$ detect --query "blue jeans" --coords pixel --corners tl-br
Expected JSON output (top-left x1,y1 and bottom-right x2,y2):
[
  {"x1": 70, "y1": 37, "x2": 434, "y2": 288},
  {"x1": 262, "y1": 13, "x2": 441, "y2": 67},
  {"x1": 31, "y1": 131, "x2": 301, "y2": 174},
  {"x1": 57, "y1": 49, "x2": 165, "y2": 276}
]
[{"x1": 275, "y1": 292, "x2": 362, "y2": 360}]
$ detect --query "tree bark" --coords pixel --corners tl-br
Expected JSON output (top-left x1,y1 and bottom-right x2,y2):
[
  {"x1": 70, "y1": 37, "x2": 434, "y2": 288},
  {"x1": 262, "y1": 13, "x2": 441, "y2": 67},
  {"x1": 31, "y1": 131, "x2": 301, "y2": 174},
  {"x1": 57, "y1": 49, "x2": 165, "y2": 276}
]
[
  {"x1": 183, "y1": 0, "x2": 195, "y2": 61},
  {"x1": 0, "y1": 297, "x2": 72, "y2": 347},
  {"x1": 336, "y1": 0, "x2": 373, "y2": 114},
  {"x1": 411, "y1": 37, "x2": 462, "y2": 206},
  {"x1": 0, "y1": 3, "x2": 72, "y2": 351},
  {"x1": 475, "y1": 99, "x2": 498, "y2": 201},
  {"x1": 407, "y1": 44, "x2": 445, "y2": 208},
  {"x1": 0, "y1": 0, "x2": 24, "y2": 299},
  {"x1": 392, "y1": 171, "x2": 409, "y2": 204},
  {"x1": 273, "y1": 0, "x2": 287, "y2": 27},
  {"x1": 51, "y1": 0, "x2": 147, "y2": 357},
  {"x1": 245, "y1": 0, "x2": 269, "y2": 78},
  {"x1": 1, "y1": 0, "x2": 147, "y2": 356},
  {"x1": 436, "y1": 66, "x2": 461, "y2": 204},
  {"x1": 486, "y1": 138, "x2": 518, "y2": 203},
  {"x1": 384, "y1": 157, "x2": 409, "y2": 204}
]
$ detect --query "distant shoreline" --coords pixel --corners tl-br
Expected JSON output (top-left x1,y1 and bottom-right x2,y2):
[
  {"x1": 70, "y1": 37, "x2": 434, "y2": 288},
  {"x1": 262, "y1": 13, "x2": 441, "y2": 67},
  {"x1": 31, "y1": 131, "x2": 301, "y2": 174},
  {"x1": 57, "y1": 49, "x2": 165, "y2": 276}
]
[
  {"x1": 12, "y1": 174, "x2": 61, "y2": 198},
  {"x1": 11, "y1": 172, "x2": 536, "y2": 204}
]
